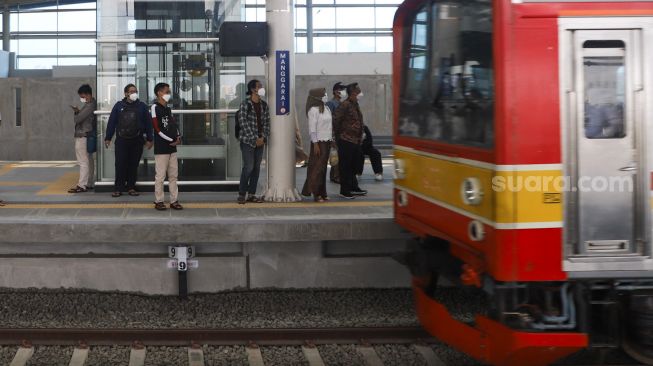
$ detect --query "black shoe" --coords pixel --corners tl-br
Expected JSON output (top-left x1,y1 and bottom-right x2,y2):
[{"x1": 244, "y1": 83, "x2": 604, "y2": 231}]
[
  {"x1": 351, "y1": 190, "x2": 367, "y2": 196},
  {"x1": 339, "y1": 193, "x2": 356, "y2": 199},
  {"x1": 237, "y1": 195, "x2": 246, "y2": 204}
]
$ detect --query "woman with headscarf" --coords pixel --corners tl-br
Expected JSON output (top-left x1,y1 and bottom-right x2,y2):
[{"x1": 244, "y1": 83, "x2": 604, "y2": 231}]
[{"x1": 301, "y1": 88, "x2": 332, "y2": 202}]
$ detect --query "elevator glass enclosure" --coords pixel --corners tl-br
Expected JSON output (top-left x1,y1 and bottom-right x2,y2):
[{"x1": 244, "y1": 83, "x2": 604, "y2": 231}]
[{"x1": 96, "y1": 0, "x2": 246, "y2": 187}]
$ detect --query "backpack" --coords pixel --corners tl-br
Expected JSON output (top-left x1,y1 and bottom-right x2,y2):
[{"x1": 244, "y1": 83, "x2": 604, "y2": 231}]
[
  {"x1": 235, "y1": 102, "x2": 252, "y2": 140},
  {"x1": 117, "y1": 102, "x2": 141, "y2": 139}
]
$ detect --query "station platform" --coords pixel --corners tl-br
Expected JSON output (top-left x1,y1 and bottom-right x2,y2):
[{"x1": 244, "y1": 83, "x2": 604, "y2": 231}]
[{"x1": 0, "y1": 161, "x2": 411, "y2": 294}]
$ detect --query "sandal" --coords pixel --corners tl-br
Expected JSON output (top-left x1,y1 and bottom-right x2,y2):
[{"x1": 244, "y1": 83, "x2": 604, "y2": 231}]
[
  {"x1": 154, "y1": 202, "x2": 167, "y2": 211},
  {"x1": 314, "y1": 196, "x2": 325, "y2": 203},
  {"x1": 68, "y1": 186, "x2": 87, "y2": 193},
  {"x1": 247, "y1": 196, "x2": 263, "y2": 203},
  {"x1": 170, "y1": 202, "x2": 184, "y2": 210},
  {"x1": 112, "y1": 191, "x2": 122, "y2": 198},
  {"x1": 128, "y1": 189, "x2": 140, "y2": 197},
  {"x1": 0, "y1": 200, "x2": 6, "y2": 207}
]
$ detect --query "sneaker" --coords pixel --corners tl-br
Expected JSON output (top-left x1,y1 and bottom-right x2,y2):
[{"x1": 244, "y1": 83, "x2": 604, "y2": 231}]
[
  {"x1": 339, "y1": 193, "x2": 356, "y2": 199},
  {"x1": 375, "y1": 174, "x2": 383, "y2": 181},
  {"x1": 351, "y1": 190, "x2": 367, "y2": 196},
  {"x1": 237, "y1": 195, "x2": 246, "y2": 204}
]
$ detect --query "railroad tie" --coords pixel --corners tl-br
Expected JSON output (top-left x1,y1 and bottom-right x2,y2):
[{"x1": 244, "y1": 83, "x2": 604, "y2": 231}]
[
  {"x1": 246, "y1": 345, "x2": 265, "y2": 366},
  {"x1": 9, "y1": 346, "x2": 34, "y2": 366},
  {"x1": 413, "y1": 345, "x2": 447, "y2": 366},
  {"x1": 68, "y1": 347, "x2": 89, "y2": 366},
  {"x1": 301, "y1": 345, "x2": 326, "y2": 366},
  {"x1": 356, "y1": 346, "x2": 384, "y2": 366},
  {"x1": 188, "y1": 346, "x2": 205, "y2": 366},
  {"x1": 128, "y1": 345, "x2": 146, "y2": 366}
]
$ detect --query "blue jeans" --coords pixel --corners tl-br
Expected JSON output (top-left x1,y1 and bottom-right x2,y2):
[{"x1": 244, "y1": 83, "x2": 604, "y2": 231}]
[{"x1": 239, "y1": 142, "x2": 264, "y2": 196}]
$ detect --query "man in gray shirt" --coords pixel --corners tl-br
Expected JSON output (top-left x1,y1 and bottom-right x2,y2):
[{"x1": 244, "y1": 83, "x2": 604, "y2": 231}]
[{"x1": 69, "y1": 84, "x2": 97, "y2": 193}]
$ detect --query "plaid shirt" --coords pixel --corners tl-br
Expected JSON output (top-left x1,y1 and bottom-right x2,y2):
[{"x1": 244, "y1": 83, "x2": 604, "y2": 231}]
[{"x1": 238, "y1": 98, "x2": 271, "y2": 148}]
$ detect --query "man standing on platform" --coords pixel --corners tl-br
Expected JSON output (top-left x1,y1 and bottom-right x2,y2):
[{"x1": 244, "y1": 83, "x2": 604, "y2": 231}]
[
  {"x1": 237, "y1": 79, "x2": 271, "y2": 204},
  {"x1": 104, "y1": 84, "x2": 153, "y2": 198},
  {"x1": 334, "y1": 82, "x2": 367, "y2": 199},
  {"x1": 326, "y1": 82, "x2": 347, "y2": 184}
]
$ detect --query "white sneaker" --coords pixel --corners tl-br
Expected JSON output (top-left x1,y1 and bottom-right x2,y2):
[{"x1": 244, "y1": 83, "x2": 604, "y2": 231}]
[{"x1": 375, "y1": 174, "x2": 383, "y2": 182}]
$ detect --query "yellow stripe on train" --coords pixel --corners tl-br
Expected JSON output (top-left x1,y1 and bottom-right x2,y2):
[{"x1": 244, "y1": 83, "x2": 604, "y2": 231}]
[{"x1": 394, "y1": 149, "x2": 563, "y2": 225}]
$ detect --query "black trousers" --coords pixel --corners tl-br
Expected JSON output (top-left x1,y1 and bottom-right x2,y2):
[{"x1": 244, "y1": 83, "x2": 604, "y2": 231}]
[
  {"x1": 114, "y1": 137, "x2": 144, "y2": 192},
  {"x1": 356, "y1": 145, "x2": 383, "y2": 175},
  {"x1": 337, "y1": 140, "x2": 362, "y2": 195}
]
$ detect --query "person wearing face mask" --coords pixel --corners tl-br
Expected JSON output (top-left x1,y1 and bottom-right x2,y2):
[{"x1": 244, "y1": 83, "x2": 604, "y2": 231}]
[
  {"x1": 326, "y1": 82, "x2": 347, "y2": 184},
  {"x1": 237, "y1": 79, "x2": 271, "y2": 204},
  {"x1": 301, "y1": 88, "x2": 332, "y2": 202},
  {"x1": 333, "y1": 82, "x2": 367, "y2": 199},
  {"x1": 68, "y1": 84, "x2": 97, "y2": 193},
  {"x1": 151, "y1": 83, "x2": 183, "y2": 211},
  {"x1": 104, "y1": 83, "x2": 154, "y2": 198}
]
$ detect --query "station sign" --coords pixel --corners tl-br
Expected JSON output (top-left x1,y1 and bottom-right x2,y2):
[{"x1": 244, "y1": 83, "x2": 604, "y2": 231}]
[{"x1": 276, "y1": 50, "x2": 291, "y2": 115}]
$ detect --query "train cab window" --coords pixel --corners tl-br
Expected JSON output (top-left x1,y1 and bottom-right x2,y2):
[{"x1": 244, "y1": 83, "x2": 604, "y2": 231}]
[
  {"x1": 398, "y1": 0, "x2": 494, "y2": 148},
  {"x1": 582, "y1": 40, "x2": 625, "y2": 139}
]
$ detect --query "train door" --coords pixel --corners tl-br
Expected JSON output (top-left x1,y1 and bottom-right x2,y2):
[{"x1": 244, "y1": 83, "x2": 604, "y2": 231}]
[{"x1": 560, "y1": 18, "x2": 652, "y2": 272}]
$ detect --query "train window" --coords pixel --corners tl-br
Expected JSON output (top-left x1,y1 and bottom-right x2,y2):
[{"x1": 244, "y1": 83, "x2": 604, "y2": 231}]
[
  {"x1": 398, "y1": 0, "x2": 494, "y2": 148},
  {"x1": 583, "y1": 40, "x2": 625, "y2": 139}
]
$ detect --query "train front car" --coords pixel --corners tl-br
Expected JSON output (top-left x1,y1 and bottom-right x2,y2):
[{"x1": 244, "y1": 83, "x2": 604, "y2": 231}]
[{"x1": 392, "y1": 0, "x2": 653, "y2": 365}]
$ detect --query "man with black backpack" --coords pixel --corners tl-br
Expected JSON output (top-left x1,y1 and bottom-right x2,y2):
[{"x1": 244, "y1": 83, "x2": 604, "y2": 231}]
[
  {"x1": 236, "y1": 79, "x2": 270, "y2": 204},
  {"x1": 104, "y1": 84, "x2": 153, "y2": 198}
]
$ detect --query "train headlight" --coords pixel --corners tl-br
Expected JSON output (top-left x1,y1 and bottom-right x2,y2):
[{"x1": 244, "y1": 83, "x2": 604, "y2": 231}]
[
  {"x1": 461, "y1": 177, "x2": 483, "y2": 206},
  {"x1": 394, "y1": 159, "x2": 406, "y2": 180},
  {"x1": 397, "y1": 190, "x2": 409, "y2": 207},
  {"x1": 468, "y1": 220, "x2": 485, "y2": 242}
]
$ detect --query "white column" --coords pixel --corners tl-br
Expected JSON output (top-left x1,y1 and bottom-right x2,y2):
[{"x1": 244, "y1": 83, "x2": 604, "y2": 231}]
[
  {"x1": 3, "y1": 4, "x2": 10, "y2": 52},
  {"x1": 264, "y1": 0, "x2": 301, "y2": 202}
]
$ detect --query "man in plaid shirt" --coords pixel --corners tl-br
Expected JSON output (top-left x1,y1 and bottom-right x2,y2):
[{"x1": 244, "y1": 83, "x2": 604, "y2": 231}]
[{"x1": 237, "y1": 79, "x2": 271, "y2": 204}]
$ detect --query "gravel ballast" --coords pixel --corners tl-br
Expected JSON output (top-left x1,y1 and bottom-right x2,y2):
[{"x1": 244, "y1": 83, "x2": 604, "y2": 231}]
[
  {"x1": 260, "y1": 346, "x2": 309, "y2": 366},
  {"x1": 0, "y1": 347, "x2": 17, "y2": 365},
  {"x1": 142, "y1": 346, "x2": 187, "y2": 366},
  {"x1": 85, "y1": 346, "x2": 130, "y2": 366},
  {"x1": 375, "y1": 344, "x2": 426, "y2": 366},
  {"x1": 203, "y1": 345, "x2": 248, "y2": 366},
  {"x1": 26, "y1": 346, "x2": 74, "y2": 366},
  {"x1": 317, "y1": 344, "x2": 366, "y2": 366},
  {"x1": 0, "y1": 288, "x2": 421, "y2": 329}
]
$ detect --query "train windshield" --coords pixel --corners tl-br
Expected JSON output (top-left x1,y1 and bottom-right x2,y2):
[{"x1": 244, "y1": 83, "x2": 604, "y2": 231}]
[{"x1": 398, "y1": 0, "x2": 494, "y2": 148}]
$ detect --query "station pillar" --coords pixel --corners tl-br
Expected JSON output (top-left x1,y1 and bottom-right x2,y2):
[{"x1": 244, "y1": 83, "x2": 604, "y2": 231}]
[{"x1": 264, "y1": 0, "x2": 301, "y2": 202}]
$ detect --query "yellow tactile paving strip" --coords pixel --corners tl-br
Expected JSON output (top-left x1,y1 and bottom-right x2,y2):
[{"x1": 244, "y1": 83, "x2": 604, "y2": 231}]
[
  {"x1": 0, "y1": 181, "x2": 50, "y2": 187},
  {"x1": 36, "y1": 172, "x2": 80, "y2": 196},
  {"x1": 2, "y1": 201, "x2": 392, "y2": 210},
  {"x1": 0, "y1": 164, "x2": 16, "y2": 177}
]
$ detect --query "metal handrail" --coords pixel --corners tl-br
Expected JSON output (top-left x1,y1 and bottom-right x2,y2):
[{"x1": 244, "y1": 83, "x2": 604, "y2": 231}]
[
  {"x1": 94, "y1": 109, "x2": 237, "y2": 115},
  {"x1": 96, "y1": 38, "x2": 220, "y2": 44}
]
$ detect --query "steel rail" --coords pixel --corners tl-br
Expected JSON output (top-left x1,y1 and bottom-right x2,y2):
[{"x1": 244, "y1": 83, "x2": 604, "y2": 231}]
[{"x1": 0, "y1": 327, "x2": 431, "y2": 346}]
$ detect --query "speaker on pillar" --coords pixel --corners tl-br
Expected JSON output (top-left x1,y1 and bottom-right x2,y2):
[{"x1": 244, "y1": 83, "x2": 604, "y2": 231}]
[{"x1": 219, "y1": 22, "x2": 269, "y2": 57}]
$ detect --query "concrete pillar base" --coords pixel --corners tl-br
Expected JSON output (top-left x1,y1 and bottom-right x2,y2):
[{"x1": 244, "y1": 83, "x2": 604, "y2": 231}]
[{"x1": 264, "y1": 187, "x2": 303, "y2": 202}]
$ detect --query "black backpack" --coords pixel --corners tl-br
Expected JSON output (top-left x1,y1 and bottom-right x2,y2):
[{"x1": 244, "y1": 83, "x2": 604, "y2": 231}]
[
  {"x1": 234, "y1": 102, "x2": 252, "y2": 140},
  {"x1": 117, "y1": 102, "x2": 141, "y2": 139}
]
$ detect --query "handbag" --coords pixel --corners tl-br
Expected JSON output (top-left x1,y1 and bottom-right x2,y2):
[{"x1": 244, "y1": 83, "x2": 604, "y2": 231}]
[
  {"x1": 86, "y1": 131, "x2": 98, "y2": 154},
  {"x1": 329, "y1": 148, "x2": 339, "y2": 167}
]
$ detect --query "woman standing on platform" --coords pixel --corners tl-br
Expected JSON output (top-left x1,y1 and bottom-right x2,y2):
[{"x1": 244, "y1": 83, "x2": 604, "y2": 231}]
[{"x1": 301, "y1": 88, "x2": 332, "y2": 202}]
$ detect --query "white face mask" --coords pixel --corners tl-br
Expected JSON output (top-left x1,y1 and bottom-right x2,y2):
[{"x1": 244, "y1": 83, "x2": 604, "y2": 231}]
[
  {"x1": 357, "y1": 92, "x2": 364, "y2": 99},
  {"x1": 339, "y1": 90, "x2": 347, "y2": 99},
  {"x1": 321, "y1": 95, "x2": 328, "y2": 103},
  {"x1": 129, "y1": 93, "x2": 138, "y2": 101},
  {"x1": 162, "y1": 94, "x2": 171, "y2": 102},
  {"x1": 257, "y1": 88, "x2": 266, "y2": 98},
  {"x1": 80, "y1": 97, "x2": 87, "y2": 104}
]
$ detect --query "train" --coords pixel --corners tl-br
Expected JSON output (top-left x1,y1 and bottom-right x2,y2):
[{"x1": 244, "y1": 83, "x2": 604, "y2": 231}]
[{"x1": 392, "y1": 0, "x2": 653, "y2": 364}]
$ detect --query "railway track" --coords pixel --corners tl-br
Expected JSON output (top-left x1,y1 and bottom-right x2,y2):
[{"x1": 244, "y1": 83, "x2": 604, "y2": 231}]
[{"x1": 1, "y1": 326, "x2": 450, "y2": 366}]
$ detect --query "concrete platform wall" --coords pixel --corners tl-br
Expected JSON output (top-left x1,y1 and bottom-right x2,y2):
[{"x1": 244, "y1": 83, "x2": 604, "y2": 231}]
[{"x1": 0, "y1": 240, "x2": 410, "y2": 294}]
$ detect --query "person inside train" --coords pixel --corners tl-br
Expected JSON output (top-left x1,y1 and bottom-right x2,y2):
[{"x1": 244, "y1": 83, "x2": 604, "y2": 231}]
[
  {"x1": 151, "y1": 82, "x2": 183, "y2": 211},
  {"x1": 326, "y1": 82, "x2": 347, "y2": 184},
  {"x1": 104, "y1": 84, "x2": 153, "y2": 198},
  {"x1": 334, "y1": 82, "x2": 367, "y2": 199},
  {"x1": 301, "y1": 88, "x2": 332, "y2": 202},
  {"x1": 68, "y1": 84, "x2": 97, "y2": 193},
  {"x1": 237, "y1": 79, "x2": 271, "y2": 204},
  {"x1": 355, "y1": 125, "x2": 383, "y2": 182}
]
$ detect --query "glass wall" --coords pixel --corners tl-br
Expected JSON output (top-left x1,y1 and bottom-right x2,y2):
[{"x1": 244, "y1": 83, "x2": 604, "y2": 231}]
[
  {"x1": 96, "y1": 0, "x2": 246, "y2": 187},
  {"x1": 0, "y1": 0, "x2": 96, "y2": 69},
  {"x1": 244, "y1": 0, "x2": 400, "y2": 53}
]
